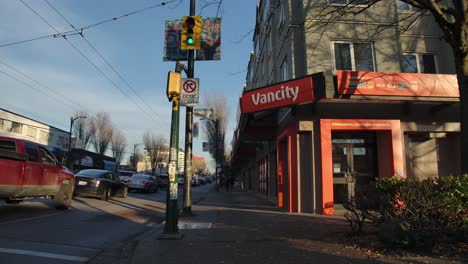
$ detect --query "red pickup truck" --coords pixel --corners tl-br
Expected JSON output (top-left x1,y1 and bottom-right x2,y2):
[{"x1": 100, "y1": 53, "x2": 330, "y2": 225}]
[{"x1": 0, "y1": 136, "x2": 75, "y2": 209}]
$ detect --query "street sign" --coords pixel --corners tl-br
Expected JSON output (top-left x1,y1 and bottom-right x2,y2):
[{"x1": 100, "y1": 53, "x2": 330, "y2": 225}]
[{"x1": 180, "y1": 78, "x2": 199, "y2": 106}]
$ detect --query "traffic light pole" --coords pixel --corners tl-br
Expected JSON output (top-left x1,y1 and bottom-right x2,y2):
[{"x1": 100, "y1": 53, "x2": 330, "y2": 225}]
[
  {"x1": 161, "y1": 95, "x2": 182, "y2": 238},
  {"x1": 181, "y1": 0, "x2": 196, "y2": 217}
]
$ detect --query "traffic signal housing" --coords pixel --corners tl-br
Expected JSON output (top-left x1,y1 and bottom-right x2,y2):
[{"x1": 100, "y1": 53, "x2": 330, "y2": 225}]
[
  {"x1": 181, "y1": 16, "x2": 202, "y2": 50},
  {"x1": 166, "y1": 71, "x2": 181, "y2": 101}
]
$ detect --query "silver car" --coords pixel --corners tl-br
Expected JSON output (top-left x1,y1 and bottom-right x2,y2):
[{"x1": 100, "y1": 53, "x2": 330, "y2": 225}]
[{"x1": 127, "y1": 174, "x2": 158, "y2": 193}]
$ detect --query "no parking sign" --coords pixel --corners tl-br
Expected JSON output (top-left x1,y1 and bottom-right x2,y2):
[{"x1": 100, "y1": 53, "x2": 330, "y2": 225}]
[{"x1": 180, "y1": 78, "x2": 199, "y2": 106}]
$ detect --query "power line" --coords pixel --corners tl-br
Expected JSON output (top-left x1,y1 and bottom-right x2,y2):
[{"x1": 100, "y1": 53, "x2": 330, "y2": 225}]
[
  {"x1": 44, "y1": 0, "x2": 164, "y2": 121},
  {"x1": 0, "y1": 68, "x2": 79, "y2": 111},
  {"x1": 0, "y1": 0, "x2": 178, "y2": 48},
  {"x1": 19, "y1": 0, "x2": 165, "y2": 127},
  {"x1": 0, "y1": 59, "x2": 86, "y2": 110}
]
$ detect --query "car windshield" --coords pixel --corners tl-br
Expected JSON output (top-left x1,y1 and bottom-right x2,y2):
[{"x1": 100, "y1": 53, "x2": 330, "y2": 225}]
[{"x1": 76, "y1": 170, "x2": 106, "y2": 178}]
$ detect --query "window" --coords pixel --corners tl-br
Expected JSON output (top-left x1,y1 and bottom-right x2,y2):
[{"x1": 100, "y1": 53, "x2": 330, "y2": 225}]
[
  {"x1": 27, "y1": 126, "x2": 36, "y2": 138},
  {"x1": 10, "y1": 122, "x2": 22, "y2": 134},
  {"x1": 329, "y1": 0, "x2": 370, "y2": 5},
  {"x1": 57, "y1": 136, "x2": 65, "y2": 146},
  {"x1": 280, "y1": 57, "x2": 289, "y2": 81},
  {"x1": 397, "y1": 0, "x2": 422, "y2": 12},
  {"x1": 401, "y1": 54, "x2": 436, "y2": 73},
  {"x1": 333, "y1": 42, "x2": 375, "y2": 71},
  {"x1": 40, "y1": 131, "x2": 49, "y2": 142},
  {"x1": 25, "y1": 143, "x2": 39, "y2": 162},
  {"x1": 0, "y1": 119, "x2": 4, "y2": 131},
  {"x1": 0, "y1": 140, "x2": 17, "y2": 152},
  {"x1": 39, "y1": 147, "x2": 55, "y2": 165}
]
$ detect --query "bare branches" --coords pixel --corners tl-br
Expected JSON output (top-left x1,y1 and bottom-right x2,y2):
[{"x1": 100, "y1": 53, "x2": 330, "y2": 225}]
[
  {"x1": 143, "y1": 131, "x2": 168, "y2": 175},
  {"x1": 91, "y1": 112, "x2": 114, "y2": 156},
  {"x1": 111, "y1": 129, "x2": 126, "y2": 165}
]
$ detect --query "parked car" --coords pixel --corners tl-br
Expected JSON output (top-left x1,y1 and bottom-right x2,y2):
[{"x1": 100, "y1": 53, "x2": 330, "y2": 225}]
[
  {"x1": 127, "y1": 174, "x2": 158, "y2": 193},
  {"x1": 0, "y1": 136, "x2": 75, "y2": 210},
  {"x1": 118, "y1": 170, "x2": 136, "y2": 183},
  {"x1": 156, "y1": 174, "x2": 169, "y2": 188},
  {"x1": 191, "y1": 175, "x2": 201, "y2": 186},
  {"x1": 74, "y1": 169, "x2": 127, "y2": 200}
]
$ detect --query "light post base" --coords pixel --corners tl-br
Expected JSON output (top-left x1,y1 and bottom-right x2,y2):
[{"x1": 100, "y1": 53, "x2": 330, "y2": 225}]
[{"x1": 180, "y1": 208, "x2": 195, "y2": 217}]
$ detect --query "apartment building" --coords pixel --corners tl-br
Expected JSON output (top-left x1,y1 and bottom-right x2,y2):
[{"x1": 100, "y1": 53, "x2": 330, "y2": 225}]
[
  {"x1": 0, "y1": 108, "x2": 70, "y2": 154},
  {"x1": 230, "y1": 0, "x2": 460, "y2": 215}
]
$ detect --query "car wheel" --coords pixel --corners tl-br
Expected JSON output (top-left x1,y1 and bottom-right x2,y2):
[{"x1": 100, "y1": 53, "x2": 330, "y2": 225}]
[
  {"x1": 100, "y1": 186, "x2": 110, "y2": 201},
  {"x1": 120, "y1": 186, "x2": 128, "y2": 198},
  {"x1": 54, "y1": 182, "x2": 73, "y2": 210}
]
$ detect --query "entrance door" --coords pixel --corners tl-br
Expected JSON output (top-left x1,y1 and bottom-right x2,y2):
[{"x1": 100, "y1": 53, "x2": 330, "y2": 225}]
[{"x1": 332, "y1": 132, "x2": 377, "y2": 208}]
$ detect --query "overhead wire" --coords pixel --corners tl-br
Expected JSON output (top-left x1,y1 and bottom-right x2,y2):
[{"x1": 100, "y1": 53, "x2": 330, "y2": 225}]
[
  {"x1": 0, "y1": 59, "x2": 86, "y2": 110},
  {"x1": 44, "y1": 0, "x2": 164, "y2": 122},
  {"x1": 0, "y1": 0, "x2": 178, "y2": 48},
  {"x1": 18, "y1": 0, "x2": 165, "y2": 129}
]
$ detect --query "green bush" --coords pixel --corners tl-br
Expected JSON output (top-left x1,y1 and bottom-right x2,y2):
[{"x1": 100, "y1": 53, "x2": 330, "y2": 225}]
[{"x1": 344, "y1": 175, "x2": 468, "y2": 249}]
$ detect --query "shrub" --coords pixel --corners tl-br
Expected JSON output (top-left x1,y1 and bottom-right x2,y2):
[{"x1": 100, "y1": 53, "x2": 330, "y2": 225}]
[{"x1": 344, "y1": 175, "x2": 468, "y2": 249}]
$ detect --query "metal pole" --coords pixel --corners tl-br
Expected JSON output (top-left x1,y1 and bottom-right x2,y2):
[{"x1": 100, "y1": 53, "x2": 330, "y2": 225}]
[
  {"x1": 163, "y1": 96, "x2": 181, "y2": 237},
  {"x1": 182, "y1": 0, "x2": 196, "y2": 216},
  {"x1": 68, "y1": 117, "x2": 73, "y2": 170}
]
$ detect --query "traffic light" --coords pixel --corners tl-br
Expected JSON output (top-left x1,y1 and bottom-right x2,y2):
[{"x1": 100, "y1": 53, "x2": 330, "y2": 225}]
[
  {"x1": 181, "y1": 16, "x2": 202, "y2": 50},
  {"x1": 166, "y1": 71, "x2": 181, "y2": 101}
]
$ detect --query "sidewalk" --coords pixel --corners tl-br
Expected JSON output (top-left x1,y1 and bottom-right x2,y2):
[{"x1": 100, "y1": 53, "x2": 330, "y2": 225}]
[
  {"x1": 125, "y1": 188, "x2": 467, "y2": 264},
  {"x1": 127, "y1": 189, "x2": 376, "y2": 264}
]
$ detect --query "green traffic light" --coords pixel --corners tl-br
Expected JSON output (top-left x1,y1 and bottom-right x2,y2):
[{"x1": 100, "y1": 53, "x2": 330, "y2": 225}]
[{"x1": 187, "y1": 37, "x2": 194, "y2": 45}]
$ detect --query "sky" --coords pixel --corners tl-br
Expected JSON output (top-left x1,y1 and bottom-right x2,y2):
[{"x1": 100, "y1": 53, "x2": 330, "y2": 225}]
[{"x1": 0, "y1": 0, "x2": 257, "y2": 169}]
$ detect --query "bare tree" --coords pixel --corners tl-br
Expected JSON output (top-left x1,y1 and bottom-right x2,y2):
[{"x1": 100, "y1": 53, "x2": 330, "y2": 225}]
[
  {"x1": 300, "y1": 0, "x2": 467, "y2": 172},
  {"x1": 91, "y1": 112, "x2": 114, "y2": 157},
  {"x1": 111, "y1": 129, "x2": 127, "y2": 167},
  {"x1": 72, "y1": 110, "x2": 93, "y2": 150},
  {"x1": 142, "y1": 131, "x2": 169, "y2": 175},
  {"x1": 202, "y1": 94, "x2": 229, "y2": 170}
]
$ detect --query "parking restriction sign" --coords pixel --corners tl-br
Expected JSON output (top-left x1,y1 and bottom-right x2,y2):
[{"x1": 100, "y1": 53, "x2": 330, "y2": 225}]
[{"x1": 180, "y1": 78, "x2": 199, "y2": 106}]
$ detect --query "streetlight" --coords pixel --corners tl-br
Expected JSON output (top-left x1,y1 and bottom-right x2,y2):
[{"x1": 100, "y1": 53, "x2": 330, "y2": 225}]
[{"x1": 69, "y1": 115, "x2": 87, "y2": 170}]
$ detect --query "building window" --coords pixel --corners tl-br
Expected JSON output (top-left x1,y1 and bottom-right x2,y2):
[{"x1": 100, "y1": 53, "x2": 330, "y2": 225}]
[
  {"x1": 401, "y1": 54, "x2": 436, "y2": 73},
  {"x1": 0, "y1": 119, "x2": 4, "y2": 131},
  {"x1": 329, "y1": 0, "x2": 370, "y2": 6},
  {"x1": 333, "y1": 42, "x2": 375, "y2": 71},
  {"x1": 40, "y1": 130, "x2": 49, "y2": 142},
  {"x1": 10, "y1": 122, "x2": 22, "y2": 134},
  {"x1": 397, "y1": 0, "x2": 422, "y2": 12},
  {"x1": 57, "y1": 136, "x2": 65, "y2": 146},
  {"x1": 27, "y1": 126, "x2": 36, "y2": 138},
  {"x1": 280, "y1": 57, "x2": 289, "y2": 81}
]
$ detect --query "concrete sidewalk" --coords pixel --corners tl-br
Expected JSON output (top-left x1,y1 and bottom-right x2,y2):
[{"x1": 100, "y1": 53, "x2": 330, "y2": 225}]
[{"x1": 127, "y1": 189, "x2": 388, "y2": 264}]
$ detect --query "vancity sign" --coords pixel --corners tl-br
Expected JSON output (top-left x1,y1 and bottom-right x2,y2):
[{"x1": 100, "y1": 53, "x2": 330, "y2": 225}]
[{"x1": 240, "y1": 76, "x2": 314, "y2": 113}]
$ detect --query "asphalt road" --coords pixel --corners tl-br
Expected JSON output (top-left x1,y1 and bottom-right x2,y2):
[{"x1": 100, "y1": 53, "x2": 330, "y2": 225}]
[{"x1": 0, "y1": 183, "x2": 213, "y2": 264}]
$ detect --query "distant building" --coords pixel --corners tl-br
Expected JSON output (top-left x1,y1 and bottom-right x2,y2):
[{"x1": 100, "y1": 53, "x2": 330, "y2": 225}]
[{"x1": 0, "y1": 108, "x2": 69, "y2": 160}]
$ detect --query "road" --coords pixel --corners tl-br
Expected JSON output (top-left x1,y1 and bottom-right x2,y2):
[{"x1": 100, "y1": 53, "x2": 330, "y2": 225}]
[{"x1": 0, "y1": 183, "x2": 213, "y2": 264}]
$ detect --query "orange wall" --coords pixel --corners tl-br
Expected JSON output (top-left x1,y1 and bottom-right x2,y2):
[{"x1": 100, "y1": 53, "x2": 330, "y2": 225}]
[{"x1": 276, "y1": 125, "x2": 298, "y2": 213}]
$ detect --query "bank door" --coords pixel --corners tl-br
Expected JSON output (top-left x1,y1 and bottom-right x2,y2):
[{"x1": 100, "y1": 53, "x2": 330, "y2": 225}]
[{"x1": 332, "y1": 132, "x2": 377, "y2": 208}]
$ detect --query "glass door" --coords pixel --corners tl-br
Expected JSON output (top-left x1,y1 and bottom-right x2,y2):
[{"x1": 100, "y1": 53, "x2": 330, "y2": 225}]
[{"x1": 332, "y1": 132, "x2": 377, "y2": 208}]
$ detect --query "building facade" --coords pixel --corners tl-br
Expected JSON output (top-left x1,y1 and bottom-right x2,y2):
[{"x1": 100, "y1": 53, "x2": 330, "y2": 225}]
[
  {"x1": 230, "y1": 0, "x2": 460, "y2": 214},
  {"x1": 0, "y1": 108, "x2": 70, "y2": 155}
]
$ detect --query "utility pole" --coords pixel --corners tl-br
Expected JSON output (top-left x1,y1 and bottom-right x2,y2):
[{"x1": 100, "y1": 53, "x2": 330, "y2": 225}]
[
  {"x1": 181, "y1": 0, "x2": 196, "y2": 217},
  {"x1": 133, "y1": 143, "x2": 141, "y2": 171},
  {"x1": 161, "y1": 66, "x2": 182, "y2": 239}
]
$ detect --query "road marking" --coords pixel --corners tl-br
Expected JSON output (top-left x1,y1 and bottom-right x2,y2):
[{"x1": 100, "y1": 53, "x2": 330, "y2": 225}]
[
  {"x1": 178, "y1": 222, "x2": 212, "y2": 229},
  {"x1": 0, "y1": 248, "x2": 88, "y2": 262},
  {"x1": 146, "y1": 222, "x2": 154, "y2": 227},
  {"x1": 0, "y1": 212, "x2": 62, "y2": 225}
]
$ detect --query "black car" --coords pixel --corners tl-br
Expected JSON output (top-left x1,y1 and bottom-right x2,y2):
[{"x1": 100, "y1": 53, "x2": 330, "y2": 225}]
[{"x1": 74, "y1": 169, "x2": 128, "y2": 200}]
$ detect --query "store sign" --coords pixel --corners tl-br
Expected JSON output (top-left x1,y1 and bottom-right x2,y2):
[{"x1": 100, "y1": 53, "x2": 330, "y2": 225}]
[
  {"x1": 241, "y1": 76, "x2": 314, "y2": 113},
  {"x1": 337, "y1": 71, "x2": 459, "y2": 97}
]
